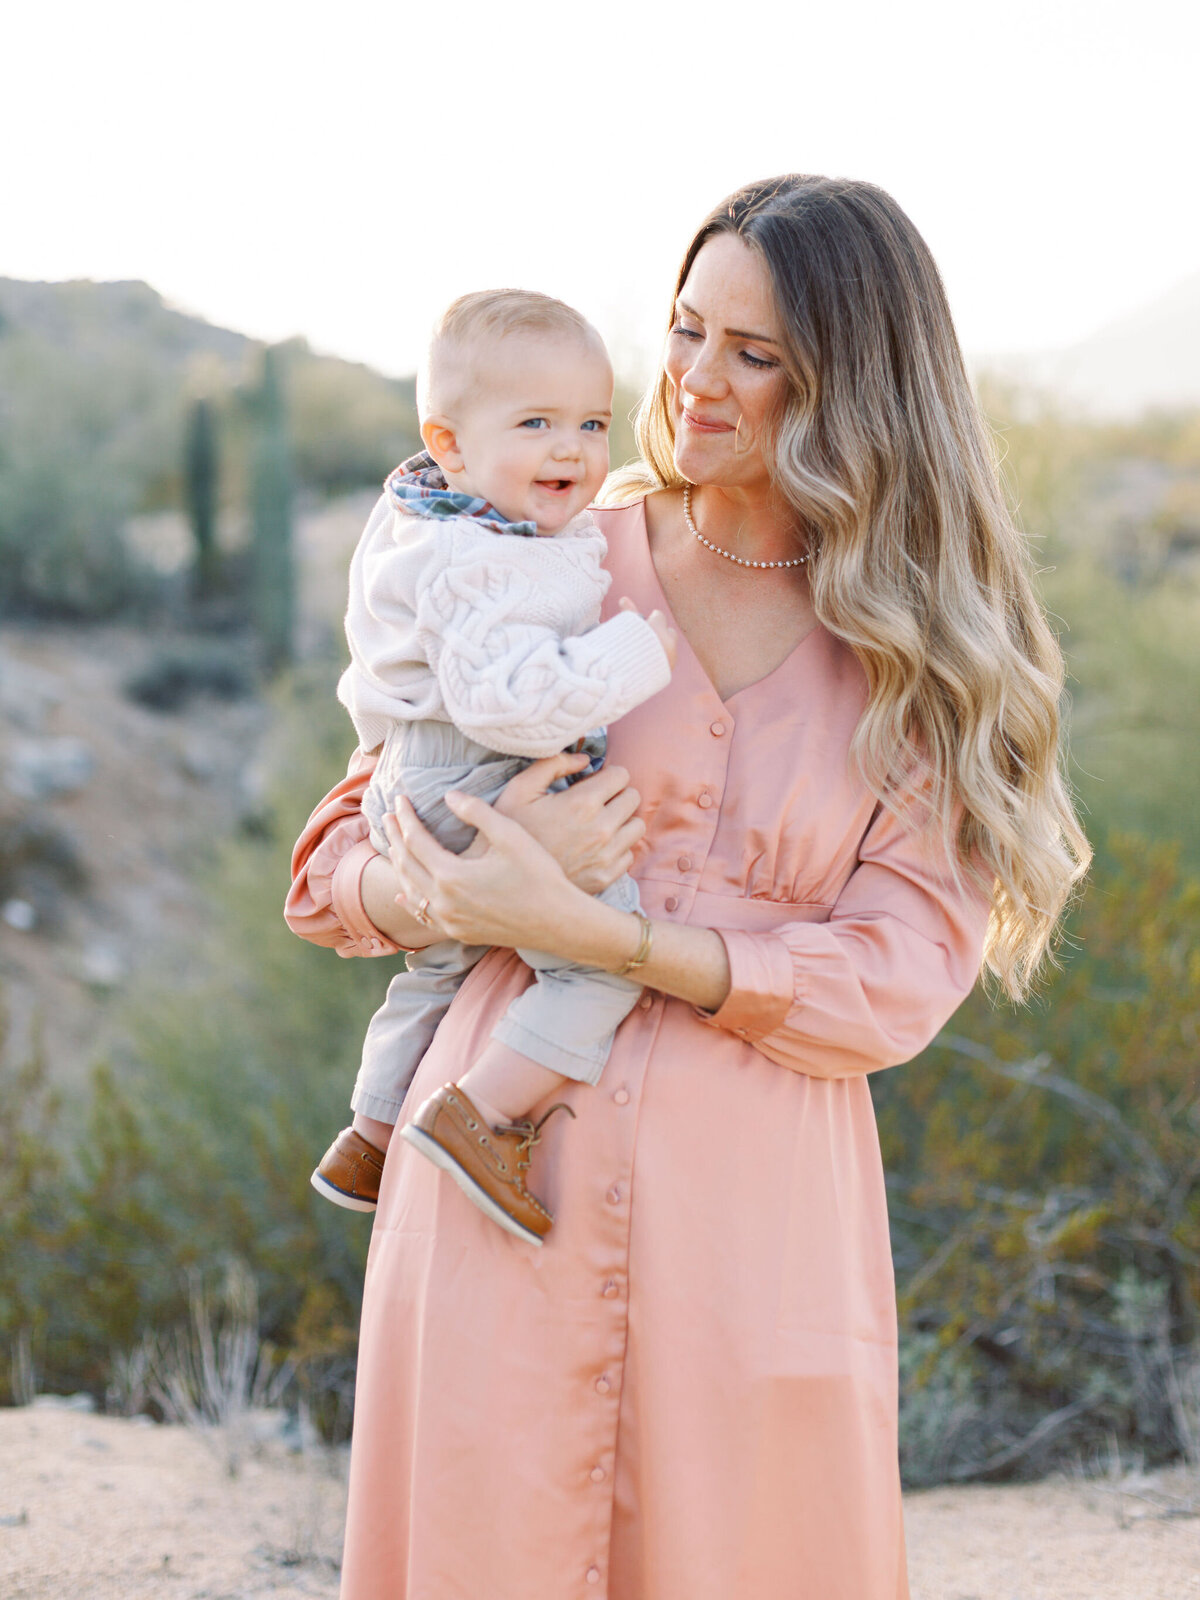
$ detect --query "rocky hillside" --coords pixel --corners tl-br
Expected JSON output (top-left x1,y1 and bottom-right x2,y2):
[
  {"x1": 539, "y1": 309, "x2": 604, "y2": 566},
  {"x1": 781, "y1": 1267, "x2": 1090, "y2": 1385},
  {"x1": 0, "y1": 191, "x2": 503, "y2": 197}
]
[{"x1": 0, "y1": 494, "x2": 371, "y2": 1090}]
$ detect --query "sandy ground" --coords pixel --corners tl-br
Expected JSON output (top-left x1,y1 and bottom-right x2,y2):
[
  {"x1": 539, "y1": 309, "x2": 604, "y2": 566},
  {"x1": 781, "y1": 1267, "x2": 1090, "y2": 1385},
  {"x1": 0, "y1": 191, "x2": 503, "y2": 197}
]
[
  {"x1": 0, "y1": 1407, "x2": 345, "y2": 1599},
  {"x1": 2, "y1": 1407, "x2": 1196, "y2": 1599}
]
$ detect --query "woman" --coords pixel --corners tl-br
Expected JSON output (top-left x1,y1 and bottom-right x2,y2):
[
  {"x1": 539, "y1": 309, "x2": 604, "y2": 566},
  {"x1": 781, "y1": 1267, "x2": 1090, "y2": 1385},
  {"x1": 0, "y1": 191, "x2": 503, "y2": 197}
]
[{"x1": 287, "y1": 175, "x2": 1089, "y2": 1599}]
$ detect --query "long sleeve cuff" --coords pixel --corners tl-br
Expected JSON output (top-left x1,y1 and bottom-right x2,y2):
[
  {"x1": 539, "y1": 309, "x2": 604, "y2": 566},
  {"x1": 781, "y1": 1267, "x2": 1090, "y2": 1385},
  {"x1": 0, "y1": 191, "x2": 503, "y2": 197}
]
[
  {"x1": 698, "y1": 928, "x2": 796, "y2": 1041},
  {"x1": 330, "y1": 837, "x2": 400, "y2": 957}
]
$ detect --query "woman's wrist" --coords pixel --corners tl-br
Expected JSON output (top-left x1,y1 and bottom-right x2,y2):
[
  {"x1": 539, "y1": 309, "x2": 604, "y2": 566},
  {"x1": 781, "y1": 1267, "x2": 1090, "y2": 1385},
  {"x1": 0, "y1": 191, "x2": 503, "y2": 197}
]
[
  {"x1": 360, "y1": 852, "x2": 443, "y2": 950},
  {"x1": 535, "y1": 885, "x2": 644, "y2": 971},
  {"x1": 539, "y1": 894, "x2": 731, "y2": 1012}
]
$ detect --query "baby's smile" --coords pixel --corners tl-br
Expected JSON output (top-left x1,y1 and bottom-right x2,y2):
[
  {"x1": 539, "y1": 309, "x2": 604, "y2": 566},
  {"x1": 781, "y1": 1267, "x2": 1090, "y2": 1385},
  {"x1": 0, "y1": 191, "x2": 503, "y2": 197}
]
[{"x1": 423, "y1": 327, "x2": 614, "y2": 534}]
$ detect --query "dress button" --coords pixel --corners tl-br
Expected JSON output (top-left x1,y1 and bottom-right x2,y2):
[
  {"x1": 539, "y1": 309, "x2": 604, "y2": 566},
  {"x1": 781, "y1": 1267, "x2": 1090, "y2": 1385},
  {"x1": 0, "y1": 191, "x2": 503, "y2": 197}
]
[
  {"x1": 602, "y1": 1279, "x2": 619, "y2": 1298},
  {"x1": 613, "y1": 1087, "x2": 630, "y2": 1105},
  {"x1": 595, "y1": 1375, "x2": 611, "y2": 1394},
  {"x1": 697, "y1": 790, "x2": 714, "y2": 809},
  {"x1": 586, "y1": 1568, "x2": 601, "y2": 1585},
  {"x1": 590, "y1": 1465, "x2": 606, "y2": 1482},
  {"x1": 638, "y1": 993, "x2": 653, "y2": 1011},
  {"x1": 607, "y1": 1185, "x2": 621, "y2": 1205},
  {"x1": 664, "y1": 895, "x2": 678, "y2": 913},
  {"x1": 677, "y1": 854, "x2": 692, "y2": 872},
  {"x1": 710, "y1": 720, "x2": 726, "y2": 737}
]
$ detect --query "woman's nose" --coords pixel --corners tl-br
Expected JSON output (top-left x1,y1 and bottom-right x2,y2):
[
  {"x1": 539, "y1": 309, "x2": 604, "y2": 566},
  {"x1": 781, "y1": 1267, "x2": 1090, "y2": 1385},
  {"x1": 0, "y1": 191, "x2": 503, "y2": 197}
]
[{"x1": 680, "y1": 344, "x2": 725, "y2": 401}]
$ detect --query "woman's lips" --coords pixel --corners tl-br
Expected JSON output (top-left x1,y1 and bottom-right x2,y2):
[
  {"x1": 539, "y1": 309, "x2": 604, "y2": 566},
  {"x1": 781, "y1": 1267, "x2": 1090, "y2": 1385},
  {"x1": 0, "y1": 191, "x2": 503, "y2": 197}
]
[{"x1": 682, "y1": 410, "x2": 733, "y2": 434}]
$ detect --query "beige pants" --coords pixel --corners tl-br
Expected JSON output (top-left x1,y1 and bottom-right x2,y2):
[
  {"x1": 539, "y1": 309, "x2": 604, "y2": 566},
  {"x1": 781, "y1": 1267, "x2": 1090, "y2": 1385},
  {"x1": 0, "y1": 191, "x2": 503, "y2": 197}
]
[{"x1": 352, "y1": 720, "x2": 642, "y2": 1123}]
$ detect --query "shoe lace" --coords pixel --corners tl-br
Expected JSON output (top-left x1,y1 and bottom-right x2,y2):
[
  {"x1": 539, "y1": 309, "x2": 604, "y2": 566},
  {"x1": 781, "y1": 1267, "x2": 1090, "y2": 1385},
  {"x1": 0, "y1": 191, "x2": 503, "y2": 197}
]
[{"x1": 494, "y1": 1102, "x2": 576, "y2": 1172}]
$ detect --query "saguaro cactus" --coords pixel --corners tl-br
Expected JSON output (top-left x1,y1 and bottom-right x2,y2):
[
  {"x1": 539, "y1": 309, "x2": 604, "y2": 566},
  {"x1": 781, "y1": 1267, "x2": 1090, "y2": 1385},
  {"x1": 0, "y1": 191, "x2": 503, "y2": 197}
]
[
  {"x1": 184, "y1": 395, "x2": 220, "y2": 597},
  {"x1": 249, "y1": 347, "x2": 295, "y2": 672}
]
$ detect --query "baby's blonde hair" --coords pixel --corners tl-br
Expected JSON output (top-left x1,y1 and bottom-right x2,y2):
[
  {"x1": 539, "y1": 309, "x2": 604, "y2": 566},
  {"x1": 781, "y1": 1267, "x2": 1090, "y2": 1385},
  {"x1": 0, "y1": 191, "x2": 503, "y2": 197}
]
[{"x1": 421, "y1": 289, "x2": 602, "y2": 418}]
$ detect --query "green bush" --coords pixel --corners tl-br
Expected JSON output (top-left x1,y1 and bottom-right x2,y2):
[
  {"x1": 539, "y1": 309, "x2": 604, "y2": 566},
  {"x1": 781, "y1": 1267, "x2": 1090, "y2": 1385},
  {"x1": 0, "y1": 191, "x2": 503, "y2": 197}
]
[
  {"x1": 879, "y1": 836, "x2": 1200, "y2": 1480},
  {"x1": 0, "y1": 333, "x2": 152, "y2": 617},
  {"x1": 0, "y1": 668, "x2": 384, "y2": 1420}
]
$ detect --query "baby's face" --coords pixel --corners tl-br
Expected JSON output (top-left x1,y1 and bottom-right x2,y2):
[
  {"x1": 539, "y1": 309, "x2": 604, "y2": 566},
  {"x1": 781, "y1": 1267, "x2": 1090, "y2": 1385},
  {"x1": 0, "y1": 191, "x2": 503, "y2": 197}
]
[{"x1": 451, "y1": 331, "x2": 613, "y2": 533}]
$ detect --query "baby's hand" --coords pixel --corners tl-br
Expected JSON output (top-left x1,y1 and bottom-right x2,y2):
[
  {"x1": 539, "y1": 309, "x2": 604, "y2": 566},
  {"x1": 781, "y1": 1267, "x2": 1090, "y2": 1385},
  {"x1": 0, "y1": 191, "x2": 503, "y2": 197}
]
[{"x1": 619, "y1": 596, "x2": 677, "y2": 671}]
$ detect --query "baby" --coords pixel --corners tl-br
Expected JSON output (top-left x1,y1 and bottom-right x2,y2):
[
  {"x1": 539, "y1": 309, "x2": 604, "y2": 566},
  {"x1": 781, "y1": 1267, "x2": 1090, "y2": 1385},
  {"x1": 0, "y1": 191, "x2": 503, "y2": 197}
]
[{"x1": 311, "y1": 289, "x2": 675, "y2": 1245}]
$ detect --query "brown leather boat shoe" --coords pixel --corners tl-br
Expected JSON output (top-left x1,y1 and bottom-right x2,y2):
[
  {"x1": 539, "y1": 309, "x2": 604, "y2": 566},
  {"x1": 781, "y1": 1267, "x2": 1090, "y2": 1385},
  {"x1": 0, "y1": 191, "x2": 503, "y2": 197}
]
[
  {"x1": 310, "y1": 1126, "x2": 386, "y2": 1212},
  {"x1": 398, "y1": 1085, "x2": 571, "y2": 1247}
]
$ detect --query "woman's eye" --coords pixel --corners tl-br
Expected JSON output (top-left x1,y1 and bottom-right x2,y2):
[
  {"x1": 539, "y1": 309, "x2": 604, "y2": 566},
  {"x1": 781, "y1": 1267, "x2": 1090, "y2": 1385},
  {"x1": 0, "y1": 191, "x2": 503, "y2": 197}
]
[
  {"x1": 520, "y1": 417, "x2": 549, "y2": 430},
  {"x1": 740, "y1": 350, "x2": 776, "y2": 370},
  {"x1": 671, "y1": 322, "x2": 702, "y2": 342}
]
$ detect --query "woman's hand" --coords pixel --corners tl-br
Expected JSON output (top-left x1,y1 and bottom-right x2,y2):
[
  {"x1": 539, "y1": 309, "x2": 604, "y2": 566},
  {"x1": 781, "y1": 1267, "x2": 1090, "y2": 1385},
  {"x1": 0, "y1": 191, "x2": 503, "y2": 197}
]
[
  {"x1": 383, "y1": 793, "x2": 582, "y2": 952},
  {"x1": 491, "y1": 752, "x2": 645, "y2": 895}
]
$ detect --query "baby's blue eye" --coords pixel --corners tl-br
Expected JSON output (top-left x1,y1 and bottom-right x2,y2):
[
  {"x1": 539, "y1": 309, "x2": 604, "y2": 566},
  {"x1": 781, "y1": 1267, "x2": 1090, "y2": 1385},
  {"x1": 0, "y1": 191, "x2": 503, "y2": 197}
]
[
  {"x1": 520, "y1": 417, "x2": 549, "y2": 429},
  {"x1": 581, "y1": 419, "x2": 608, "y2": 432}
]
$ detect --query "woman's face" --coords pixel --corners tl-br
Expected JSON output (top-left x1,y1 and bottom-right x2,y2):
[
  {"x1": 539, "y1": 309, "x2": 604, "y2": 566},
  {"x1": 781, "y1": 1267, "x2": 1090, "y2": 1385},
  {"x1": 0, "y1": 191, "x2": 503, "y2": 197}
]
[{"x1": 665, "y1": 233, "x2": 791, "y2": 494}]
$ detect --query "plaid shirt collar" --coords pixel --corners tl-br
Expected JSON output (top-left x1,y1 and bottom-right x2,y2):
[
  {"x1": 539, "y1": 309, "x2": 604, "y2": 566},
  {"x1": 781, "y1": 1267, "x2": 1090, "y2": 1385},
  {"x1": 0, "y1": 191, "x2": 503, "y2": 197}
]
[{"x1": 384, "y1": 452, "x2": 538, "y2": 537}]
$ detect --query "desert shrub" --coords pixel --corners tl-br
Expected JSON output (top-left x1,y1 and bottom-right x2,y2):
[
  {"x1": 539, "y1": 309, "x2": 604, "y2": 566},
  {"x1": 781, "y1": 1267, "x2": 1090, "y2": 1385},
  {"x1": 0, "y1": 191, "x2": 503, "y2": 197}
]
[
  {"x1": 0, "y1": 333, "x2": 153, "y2": 618},
  {"x1": 286, "y1": 345, "x2": 419, "y2": 495},
  {"x1": 124, "y1": 642, "x2": 256, "y2": 712},
  {"x1": 0, "y1": 813, "x2": 87, "y2": 902},
  {"x1": 128, "y1": 1258, "x2": 293, "y2": 1476},
  {"x1": 1040, "y1": 559, "x2": 1200, "y2": 864},
  {"x1": 879, "y1": 836, "x2": 1200, "y2": 1481},
  {"x1": 0, "y1": 665, "x2": 385, "y2": 1423},
  {"x1": 0, "y1": 1021, "x2": 70, "y2": 1403}
]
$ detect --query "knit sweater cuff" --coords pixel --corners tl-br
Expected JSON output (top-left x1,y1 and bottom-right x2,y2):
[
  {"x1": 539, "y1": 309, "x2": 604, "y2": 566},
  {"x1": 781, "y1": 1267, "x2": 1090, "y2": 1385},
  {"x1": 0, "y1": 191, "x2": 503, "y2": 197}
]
[
  {"x1": 348, "y1": 712, "x2": 396, "y2": 757},
  {"x1": 590, "y1": 610, "x2": 673, "y2": 713}
]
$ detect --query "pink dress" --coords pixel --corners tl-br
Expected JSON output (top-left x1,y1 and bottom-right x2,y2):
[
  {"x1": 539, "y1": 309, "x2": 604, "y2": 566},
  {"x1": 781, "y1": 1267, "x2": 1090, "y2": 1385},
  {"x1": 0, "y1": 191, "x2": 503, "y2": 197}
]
[{"x1": 288, "y1": 501, "x2": 990, "y2": 1600}]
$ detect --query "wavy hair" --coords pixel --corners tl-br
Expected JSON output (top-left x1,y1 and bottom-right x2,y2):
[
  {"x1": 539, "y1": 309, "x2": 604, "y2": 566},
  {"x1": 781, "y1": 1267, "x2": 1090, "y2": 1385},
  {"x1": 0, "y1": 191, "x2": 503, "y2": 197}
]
[{"x1": 604, "y1": 175, "x2": 1090, "y2": 998}]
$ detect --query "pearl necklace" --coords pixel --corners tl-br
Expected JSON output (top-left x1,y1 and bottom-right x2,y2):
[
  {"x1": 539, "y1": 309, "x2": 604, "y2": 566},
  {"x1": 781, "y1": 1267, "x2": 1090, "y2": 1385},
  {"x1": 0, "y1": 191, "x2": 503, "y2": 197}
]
[{"x1": 682, "y1": 487, "x2": 808, "y2": 570}]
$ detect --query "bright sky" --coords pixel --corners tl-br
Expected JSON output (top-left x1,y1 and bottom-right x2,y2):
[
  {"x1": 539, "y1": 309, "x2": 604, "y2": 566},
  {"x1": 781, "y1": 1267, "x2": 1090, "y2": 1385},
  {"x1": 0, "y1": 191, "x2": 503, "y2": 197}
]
[{"x1": 6, "y1": 0, "x2": 1198, "y2": 384}]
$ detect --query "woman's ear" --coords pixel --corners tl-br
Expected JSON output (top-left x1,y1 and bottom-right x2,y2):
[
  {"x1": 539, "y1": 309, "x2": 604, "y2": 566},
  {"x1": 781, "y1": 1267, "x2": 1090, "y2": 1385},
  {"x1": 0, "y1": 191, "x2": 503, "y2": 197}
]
[{"x1": 421, "y1": 416, "x2": 464, "y2": 476}]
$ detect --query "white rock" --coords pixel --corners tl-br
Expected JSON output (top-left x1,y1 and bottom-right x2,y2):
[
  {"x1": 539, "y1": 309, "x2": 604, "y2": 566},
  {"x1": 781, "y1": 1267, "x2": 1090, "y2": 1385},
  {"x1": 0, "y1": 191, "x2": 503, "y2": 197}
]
[
  {"x1": 5, "y1": 737, "x2": 95, "y2": 800},
  {"x1": 0, "y1": 657, "x2": 63, "y2": 732},
  {"x1": 79, "y1": 941, "x2": 128, "y2": 987},
  {"x1": 30, "y1": 1393, "x2": 96, "y2": 1412},
  {"x1": 2, "y1": 898, "x2": 36, "y2": 931}
]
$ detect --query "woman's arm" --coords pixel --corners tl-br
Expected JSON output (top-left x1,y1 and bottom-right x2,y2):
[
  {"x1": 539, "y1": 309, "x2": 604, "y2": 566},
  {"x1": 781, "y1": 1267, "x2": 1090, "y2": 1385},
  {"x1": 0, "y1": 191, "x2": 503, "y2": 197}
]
[
  {"x1": 286, "y1": 749, "x2": 646, "y2": 953},
  {"x1": 699, "y1": 799, "x2": 993, "y2": 1076},
  {"x1": 383, "y1": 792, "x2": 733, "y2": 1012},
  {"x1": 383, "y1": 784, "x2": 990, "y2": 1059},
  {"x1": 284, "y1": 748, "x2": 407, "y2": 956}
]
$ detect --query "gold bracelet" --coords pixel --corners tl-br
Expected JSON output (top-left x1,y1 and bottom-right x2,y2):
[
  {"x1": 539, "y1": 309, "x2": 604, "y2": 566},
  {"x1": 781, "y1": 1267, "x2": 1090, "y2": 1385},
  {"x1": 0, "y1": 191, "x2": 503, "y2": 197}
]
[{"x1": 615, "y1": 910, "x2": 653, "y2": 977}]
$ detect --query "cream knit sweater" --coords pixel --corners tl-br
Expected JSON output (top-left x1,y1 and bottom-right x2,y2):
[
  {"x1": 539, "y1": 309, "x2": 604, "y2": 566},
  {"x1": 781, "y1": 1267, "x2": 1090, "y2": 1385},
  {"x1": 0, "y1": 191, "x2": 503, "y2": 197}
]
[{"x1": 337, "y1": 493, "x2": 672, "y2": 758}]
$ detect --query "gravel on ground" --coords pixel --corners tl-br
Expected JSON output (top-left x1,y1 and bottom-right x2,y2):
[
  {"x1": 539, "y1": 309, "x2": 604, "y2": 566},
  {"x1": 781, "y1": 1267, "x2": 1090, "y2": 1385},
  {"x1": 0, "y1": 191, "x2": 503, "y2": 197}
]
[{"x1": 2, "y1": 1405, "x2": 1197, "y2": 1599}]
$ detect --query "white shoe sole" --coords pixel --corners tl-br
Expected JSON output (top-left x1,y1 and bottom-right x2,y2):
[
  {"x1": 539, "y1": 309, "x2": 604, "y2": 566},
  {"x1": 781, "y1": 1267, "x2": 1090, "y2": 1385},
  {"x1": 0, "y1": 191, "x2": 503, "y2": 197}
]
[
  {"x1": 399, "y1": 1123, "x2": 544, "y2": 1247},
  {"x1": 310, "y1": 1169, "x2": 377, "y2": 1212}
]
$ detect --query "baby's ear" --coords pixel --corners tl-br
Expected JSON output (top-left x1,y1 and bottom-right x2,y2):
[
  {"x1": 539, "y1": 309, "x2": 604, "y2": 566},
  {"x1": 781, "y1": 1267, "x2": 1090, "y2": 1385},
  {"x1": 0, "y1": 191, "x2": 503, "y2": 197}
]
[{"x1": 421, "y1": 416, "x2": 463, "y2": 475}]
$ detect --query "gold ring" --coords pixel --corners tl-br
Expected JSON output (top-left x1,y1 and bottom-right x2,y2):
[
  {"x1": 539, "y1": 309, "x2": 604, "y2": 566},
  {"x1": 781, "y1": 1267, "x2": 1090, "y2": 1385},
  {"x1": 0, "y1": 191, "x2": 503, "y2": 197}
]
[{"x1": 414, "y1": 896, "x2": 432, "y2": 926}]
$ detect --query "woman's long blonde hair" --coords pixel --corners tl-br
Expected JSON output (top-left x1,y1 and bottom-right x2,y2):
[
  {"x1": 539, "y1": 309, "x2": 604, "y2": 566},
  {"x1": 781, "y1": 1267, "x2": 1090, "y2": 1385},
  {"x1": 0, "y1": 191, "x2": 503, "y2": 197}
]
[{"x1": 605, "y1": 175, "x2": 1090, "y2": 999}]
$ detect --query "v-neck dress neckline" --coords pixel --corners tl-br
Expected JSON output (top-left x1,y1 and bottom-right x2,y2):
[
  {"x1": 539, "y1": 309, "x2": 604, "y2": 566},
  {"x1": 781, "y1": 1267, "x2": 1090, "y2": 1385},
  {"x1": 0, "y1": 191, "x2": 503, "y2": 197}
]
[{"x1": 626, "y1": 495, "x2": 825, "y2": 712}]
